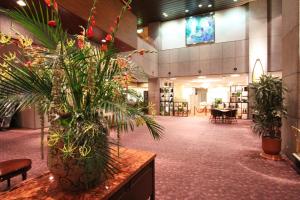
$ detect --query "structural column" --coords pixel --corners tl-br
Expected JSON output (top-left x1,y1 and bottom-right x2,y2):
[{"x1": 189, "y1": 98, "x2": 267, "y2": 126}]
[
  {"x1": 248, "y1": 0, "x2": 268, "y2": 83},
  {"x1": 281, "y1": 0, "x2": 300, "y2": 159},
  {"x1": 148, "y1": 78, "x2": 160, "y2": 115}
]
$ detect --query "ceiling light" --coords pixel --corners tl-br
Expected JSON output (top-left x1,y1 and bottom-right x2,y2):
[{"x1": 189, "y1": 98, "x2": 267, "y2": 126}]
[
  {"x1": 101, "y1": 39, "x2": 106, "y2": 43},
  {"x1": 16, "y1": 0, "x2": 26, "y2": 6},
  {"x1": 210, "y1": 12, "x2": 214, "y2": 15},
  {"x1": 198, "y1": 76, "x2": 206, "y2": 79},
  {"x1": 137, "y1": 28, "x2": 143, "y2": 34},
  {"x1": 208, "y1": 4, "x2": 212, "y2": 8},
  {"x1": 198, "y1": 4, "x2": 203, "y2": 8},
  {"x1": 170, "y1": 78, "x2": 176, "y2": 80},
  {"x1": 191, "y1": 79, "x2": 220, "y2": 83},
  {"x1": 230, "y1": 74, "x2": 240, "y2": 77},
  {"x1": 163, "y1": 12, "x2": 168, "y2": 17},
  {"x1": 185, "y1": 10, "x2": 189, "y2": 13},
  {"x1": 233, "y1": 0, "x2": 238, "y2": 2}
]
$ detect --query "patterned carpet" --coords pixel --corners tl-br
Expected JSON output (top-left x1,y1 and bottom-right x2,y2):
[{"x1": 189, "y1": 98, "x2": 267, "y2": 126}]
[{"x1": 1, "y1": 116, "x2": 300, "y2": 199}]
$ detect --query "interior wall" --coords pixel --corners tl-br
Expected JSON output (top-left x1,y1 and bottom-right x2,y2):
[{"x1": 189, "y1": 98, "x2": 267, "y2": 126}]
[
  {"x1": 281, "y1": 0, "x2": 299, "y2": 160},
  {"x1": 268, "y1": 0, "x2": 282, "y2": 72},
  {"x1": 160, "y1": 6, "x2": 248, "y2": 50}
]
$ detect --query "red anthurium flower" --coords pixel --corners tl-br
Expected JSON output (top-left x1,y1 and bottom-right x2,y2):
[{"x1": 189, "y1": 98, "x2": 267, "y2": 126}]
[
  {"x1": 101, "y1": 44, "x2": 108, "y2": 52},
  {"x1": 105, "y1": 34, "x2": 113, "y2": 42},
  {"x1": 86, "y1": 26, "x2": 94, "y2": 39},
  {"x1": 139, "y1": 49, "x2": 145, "y2": 56},
  {"x1": 54, "y1": 1, "x2": 58, "y2": 10},
  {"x1": 48, "y1": 20, "x2": 57, "y2": 27},
  {"x1": 44, "y1": 0, "x2": 51, "y2": 7}
]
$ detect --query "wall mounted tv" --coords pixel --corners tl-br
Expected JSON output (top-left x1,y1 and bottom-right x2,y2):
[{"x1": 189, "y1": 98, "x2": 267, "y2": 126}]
[{"x1": 186, "y1": 14, "x2": 215, "y2": 45}]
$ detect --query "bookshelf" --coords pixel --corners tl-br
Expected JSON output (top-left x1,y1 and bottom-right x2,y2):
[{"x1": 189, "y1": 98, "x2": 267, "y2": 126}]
[{"x1": 229, "y1": 85, "x2": 249, "y2": 119}]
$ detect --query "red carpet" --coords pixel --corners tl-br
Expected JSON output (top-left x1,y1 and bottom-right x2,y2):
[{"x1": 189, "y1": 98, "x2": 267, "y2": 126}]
[{"x1": 1, "y1": 116, "x2": 300, "y2": 199}]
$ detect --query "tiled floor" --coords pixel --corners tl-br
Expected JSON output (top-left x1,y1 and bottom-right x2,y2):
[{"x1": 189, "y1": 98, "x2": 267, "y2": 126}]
[{"x1": 1, "y1": 116, "x2": 300, "y2": 199}]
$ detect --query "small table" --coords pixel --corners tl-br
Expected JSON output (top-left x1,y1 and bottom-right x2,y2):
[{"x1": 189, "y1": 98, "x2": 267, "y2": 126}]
[{"x1": 0, "y1": 148, "x2": 156, "y2": 200}]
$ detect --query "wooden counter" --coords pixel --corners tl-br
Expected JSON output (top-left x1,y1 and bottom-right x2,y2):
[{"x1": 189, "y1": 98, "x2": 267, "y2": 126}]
[{"x1": 0, "y1": 148, "x2": 156, "y2": 200}]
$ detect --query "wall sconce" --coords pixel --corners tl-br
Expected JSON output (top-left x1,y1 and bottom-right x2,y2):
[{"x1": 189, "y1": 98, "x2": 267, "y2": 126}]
[{"x1": 252, "y1": 58, "x2": 265, "y2": 83}]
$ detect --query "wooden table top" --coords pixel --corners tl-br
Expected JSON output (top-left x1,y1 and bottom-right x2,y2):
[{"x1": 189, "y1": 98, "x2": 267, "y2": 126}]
[{"x1": 0, "y1": 148, "x2": 156, "y2": 200}]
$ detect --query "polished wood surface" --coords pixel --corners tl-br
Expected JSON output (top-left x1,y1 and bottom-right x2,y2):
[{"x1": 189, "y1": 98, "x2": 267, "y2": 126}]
[{"x1": 0, "y1": 148, "x2": 156, "y2": 200}]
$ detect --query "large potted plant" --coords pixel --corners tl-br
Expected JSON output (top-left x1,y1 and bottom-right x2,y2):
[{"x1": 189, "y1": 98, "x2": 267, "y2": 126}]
[
  {"x1": 0, "y1": 0, "x2": 163, "y2": 191},
  {"x1": 251, "y1": 75, "x2": 286, "y2": 156}
]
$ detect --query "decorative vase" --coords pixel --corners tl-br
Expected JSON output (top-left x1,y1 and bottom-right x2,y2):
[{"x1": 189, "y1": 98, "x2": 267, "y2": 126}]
[
  {"x1": 47, "y1": 135, "x2": 109, "y2": 192},
  {"x1": 262, "y1": 136, "x2": 281, "y2": 155}
]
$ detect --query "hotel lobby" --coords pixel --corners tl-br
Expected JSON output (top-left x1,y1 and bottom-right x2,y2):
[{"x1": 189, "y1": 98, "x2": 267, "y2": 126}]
[{"x1": 0, "y1": 0, "x2": 300, "y2": 199}]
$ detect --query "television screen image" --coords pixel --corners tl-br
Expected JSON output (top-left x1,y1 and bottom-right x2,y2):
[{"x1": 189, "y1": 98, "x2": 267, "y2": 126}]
[{"x1": 186, "y1": 14, "x2": 215, "y2": 45}]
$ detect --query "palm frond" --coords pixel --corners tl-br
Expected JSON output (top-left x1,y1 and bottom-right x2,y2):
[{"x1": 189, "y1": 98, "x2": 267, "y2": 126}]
[{"x1": 0, "y1": 0, "x2": 66, "y2": 49}]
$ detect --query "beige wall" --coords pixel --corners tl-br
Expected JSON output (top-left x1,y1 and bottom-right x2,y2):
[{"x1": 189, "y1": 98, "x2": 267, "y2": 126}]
[
  {"x1": 158, "y1": 40, "x2": 249, "y2": 78},
  {"x1": 268, "y1": 0, "x2": 282, "y2": 72},
  {"x1": 281, "y1": 0, "x2": 300, "y2": 159}
]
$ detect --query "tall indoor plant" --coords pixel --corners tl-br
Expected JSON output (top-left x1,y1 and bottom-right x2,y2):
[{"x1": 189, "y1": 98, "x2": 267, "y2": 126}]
[
  {"x1": 0, "y1": 0, "x2": 163, "y2": 191},
  {"x1": 252, "y1": 74, "x2": 286, "y2": 156}
]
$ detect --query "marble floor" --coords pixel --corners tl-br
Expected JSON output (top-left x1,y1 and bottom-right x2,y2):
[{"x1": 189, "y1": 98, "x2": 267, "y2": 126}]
[{"x1": 1, "y1": 116, "x2": 300, "y2": 199}]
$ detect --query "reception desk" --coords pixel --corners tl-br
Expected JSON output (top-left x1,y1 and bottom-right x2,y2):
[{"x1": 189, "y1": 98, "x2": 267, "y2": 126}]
[{"x1": 0, "y1": 148, "x2": 156, "y2": 200}]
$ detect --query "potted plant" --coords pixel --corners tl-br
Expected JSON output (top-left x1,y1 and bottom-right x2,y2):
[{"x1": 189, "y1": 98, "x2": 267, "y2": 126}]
[
  {"x1": 0, "y1": 0, "x2": 163, "y2": 191},
  {"x1": 251, "y1": 75, "x2": 286, "y2": 156}
]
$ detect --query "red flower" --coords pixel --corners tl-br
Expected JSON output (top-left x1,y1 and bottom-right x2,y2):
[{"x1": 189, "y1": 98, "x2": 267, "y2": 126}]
[
  {"x1": 139, "y1": 49, "x2": 145, "y2": 56},
  {"x1": 90, "y1": 16, "x2": 96, "y2": 26},
  {"x1": 25, "y1": 61, "x2": 32, "y2": 67},
  {"x1": 53, "y1": 1, "x2": 58, "y2": 10},
  {"x1": 77, "y1": 36, "x2": 85, "y2": 49},
  {"x1": 109, "y1": 26, "x2": 115, "y2": 33},
  {"x1": 48, "y1": 20, "x2": 56, "y2": 27},
  {"x1": 105, "y1": 34, "x2": 113, "y2": 42},
  {"x1": 86, "y1": 26, "x2": 94, "y2": 39},
  {"x1": 101, "y1": 44, "x2": 108, "y2": 52},
  {"x1": 44, "y1": 0, "x2": 51, "y2": 7}
]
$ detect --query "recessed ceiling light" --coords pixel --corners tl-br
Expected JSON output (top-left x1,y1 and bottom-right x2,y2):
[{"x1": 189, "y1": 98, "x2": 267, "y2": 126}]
[
  {"x1": 16, "y1": 0, "x2": 26, "y2": 6},
  {"x1": 137, "y1": 28, "x2": 143, "y2": 34},
  {"x1": 230, "y1": 74, "x2": 240, "y2": 77},
  {"x1": 208, "y1": 4, "x2": 212, "y2": 8},
  {"x1": 163, "y1": 12, "x2": 168, "y2": 17},
  {"x1": 101, "y1": 39, "x2": 106, "y2": 43},
  {"x1": 198, "y1": 76, "x2": 206, "y2": 79},
  {"x1": 210, "y1": 12, "x2": 214, "y2": 15},
  {"x1": 198, "y1": 4, "x2": 203, "y2": 8},
  {"x1": 185, "y1": 10, "x2": 189, "y2": 13},
  {"x1": 233, "y1": 0, "x2": 238, "y2": 2}
]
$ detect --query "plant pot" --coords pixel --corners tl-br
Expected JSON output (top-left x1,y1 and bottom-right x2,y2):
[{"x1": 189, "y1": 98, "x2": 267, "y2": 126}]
[
  {"x1": 262, "y1": 136, "x2": 281, "y2": 155},
  {"x1": 47, "y1": 143, "x2": 108, "y2": 192}
]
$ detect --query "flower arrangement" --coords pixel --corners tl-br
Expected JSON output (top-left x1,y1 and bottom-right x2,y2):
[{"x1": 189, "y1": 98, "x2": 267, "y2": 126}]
[{"x1": 0, "y1": 0, "x2": 163, "y2": 191}]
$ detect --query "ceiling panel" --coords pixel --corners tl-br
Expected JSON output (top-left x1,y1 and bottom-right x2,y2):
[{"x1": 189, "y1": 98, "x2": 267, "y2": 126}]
[{"x1": 130, "y1": 0, "x2": 254, "y2": 27}]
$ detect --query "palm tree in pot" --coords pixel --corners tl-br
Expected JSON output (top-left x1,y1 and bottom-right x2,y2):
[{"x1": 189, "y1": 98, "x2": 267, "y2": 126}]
[
  {"x1": 251, "y1": 74, "x2": 287, "y2": 156},
  {"x1": 0, "y1": 0, "x2": 163, "y2": 191}
]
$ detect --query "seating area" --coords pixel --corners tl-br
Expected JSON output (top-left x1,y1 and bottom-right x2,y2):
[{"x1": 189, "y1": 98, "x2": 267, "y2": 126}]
[{"x1": 210, "y1": 109, "x2": 238, "y2": 124}]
